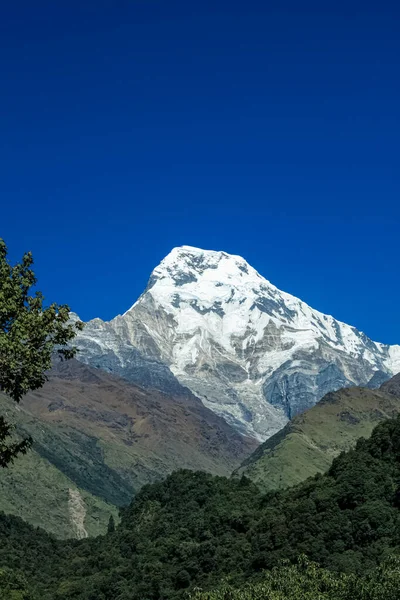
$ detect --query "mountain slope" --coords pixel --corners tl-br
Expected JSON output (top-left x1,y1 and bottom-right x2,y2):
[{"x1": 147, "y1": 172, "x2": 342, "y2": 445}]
[
  {"x1": 0, "y1": 418, "x2": 118, "y2": 539},
  {"x1": 381, "y1": 372, "x2": 400, "y2": 396},
  {"x1": 75, "y1": 246, "x2": 400, "y2": 439},
  {"x1": 6, "y1": 414, "x2": 400, "y2": 599},
  {"x1": 235, "y1": 376, "x2": 400, "y2": 490},
  {"x1": 0, "y1": 359, "x2": 256, "y2": 537}
]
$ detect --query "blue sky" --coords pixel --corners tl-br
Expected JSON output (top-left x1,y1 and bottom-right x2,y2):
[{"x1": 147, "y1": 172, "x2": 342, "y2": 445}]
[{"x1": 1, "y1": 1, "x2": 399, "y2": 344}]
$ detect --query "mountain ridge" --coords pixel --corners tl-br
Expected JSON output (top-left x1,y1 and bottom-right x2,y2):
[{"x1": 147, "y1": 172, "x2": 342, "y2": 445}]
[
  {"x1": 235, "y1": 375, "x2": 400, "y2": 490},
  {"x1": 74, "y1": 246, "x2": 400, "y2": 440}
]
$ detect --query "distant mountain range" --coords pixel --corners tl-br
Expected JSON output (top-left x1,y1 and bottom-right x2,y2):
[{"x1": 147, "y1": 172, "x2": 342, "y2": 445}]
[
  {"x1": 74, "y1": 245, "x2": 400, "y2": 439},
  {"x1": 0, "y1": 359, "x2": 256, "y2": 538}
]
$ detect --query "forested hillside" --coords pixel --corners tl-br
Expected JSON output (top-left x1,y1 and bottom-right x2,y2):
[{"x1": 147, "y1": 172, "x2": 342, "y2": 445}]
[{"x1": 2, "y1": 414, "x2": 400, "y2": 598}]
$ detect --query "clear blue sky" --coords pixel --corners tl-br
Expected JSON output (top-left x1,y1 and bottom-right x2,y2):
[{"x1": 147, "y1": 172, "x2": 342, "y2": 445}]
[{"x1": 1, "y1": 1, "x2": 399, "y2": 344}]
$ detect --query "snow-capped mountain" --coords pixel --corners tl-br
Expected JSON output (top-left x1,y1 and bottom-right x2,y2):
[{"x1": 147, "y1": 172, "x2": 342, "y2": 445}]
[{"x1": 75, "y1": 246, "x2": 400, "y2": 440}]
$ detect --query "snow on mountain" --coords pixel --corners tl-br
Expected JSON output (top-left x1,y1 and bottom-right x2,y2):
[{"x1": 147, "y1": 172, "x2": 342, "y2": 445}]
[{"x1": 75, "y1": 246, "x2": 400, "y2": 440}]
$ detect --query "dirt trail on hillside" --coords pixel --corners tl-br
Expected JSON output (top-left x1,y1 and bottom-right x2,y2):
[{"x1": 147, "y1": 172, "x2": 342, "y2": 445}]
[{"x1": 68, "y1": 488, "x2": 88, "y2": 539}]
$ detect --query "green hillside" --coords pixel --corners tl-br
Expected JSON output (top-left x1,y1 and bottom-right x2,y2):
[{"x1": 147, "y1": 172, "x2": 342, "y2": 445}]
[
  {"x1": 235, "y1": 382, "x2": 400, "y2": 491},
  {"x1": 3, "y1": 413, "x2": 400, "y2": 598},
  {"x1": 0, "y1": 359, "x2": 256, "y2": 538},
  {"x1": 0, "y1": 393, "x2": 119, "y2": 538}
]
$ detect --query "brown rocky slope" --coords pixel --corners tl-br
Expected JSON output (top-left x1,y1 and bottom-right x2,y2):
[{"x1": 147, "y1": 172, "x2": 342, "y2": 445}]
[{"x1": 0, "y1": 359, "x2": 257, "y2": 537}]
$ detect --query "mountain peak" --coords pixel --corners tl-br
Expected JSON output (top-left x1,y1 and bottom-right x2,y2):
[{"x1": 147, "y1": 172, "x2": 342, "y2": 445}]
[
  {"x1": 155, "y1": 246, "x2": 253, "y2": 274},
  {"x1": 76, "y1": 246, "x2": 400, "y2": 440},
  {"x1": 153, "y1": 245, "x2": 258, "y2": 284}
]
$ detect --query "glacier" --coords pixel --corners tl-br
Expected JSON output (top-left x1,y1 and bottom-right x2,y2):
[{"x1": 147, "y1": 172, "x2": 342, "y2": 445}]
[{"x1": 74, "y1": 246, "x2": 400, "y2": 440}]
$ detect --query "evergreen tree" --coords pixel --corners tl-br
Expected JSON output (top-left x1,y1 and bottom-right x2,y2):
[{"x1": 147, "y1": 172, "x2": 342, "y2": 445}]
[{"x1": 107, "y1": 515, "x2": 116, "y2": 533}]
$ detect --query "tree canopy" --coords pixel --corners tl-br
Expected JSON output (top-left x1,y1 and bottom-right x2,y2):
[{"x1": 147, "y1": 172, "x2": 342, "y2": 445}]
[{"x1": 2, "y1": 416, "x2": 400, "y2": 598}]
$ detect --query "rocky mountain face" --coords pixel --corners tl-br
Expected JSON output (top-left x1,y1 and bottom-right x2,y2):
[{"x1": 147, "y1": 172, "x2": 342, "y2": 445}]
[
  {"x1": 0, "y1": 359, "x2": 256, "y2": 538},
  {"x1": 234, "y1": 375, "x2": 400, "y2": 491},
  {"x1": 75, "y1": 246, "x2": 400, "y2": 440}
]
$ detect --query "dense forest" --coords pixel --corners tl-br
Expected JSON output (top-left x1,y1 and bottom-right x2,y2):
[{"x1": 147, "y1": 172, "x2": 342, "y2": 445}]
[{"x1": 2, "y1": 414, "x2": 400, "y2": 598}]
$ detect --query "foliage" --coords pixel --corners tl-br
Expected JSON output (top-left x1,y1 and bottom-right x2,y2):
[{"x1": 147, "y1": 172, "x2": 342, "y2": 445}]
[
  {"x1": 0, "y1": 567, "x2": 38, "y2": 600},
  {"x1": 0, "y1": 238, "x2": 83, "y2": 403},
  {"x1": 107, "y1": 515, "x2": 116, "y2": 534},
  {"x1": 0, "y1": 416, "x2": 31, "y2": 468},
  {"x1": 3, "y1": 415, "x2": 400, "y2": 598},
  {"x1": 0, "y1": 238, "x2": 82, "y2": 467},
  {"x1": 190, "y1": 556, "x2": 400, "y2": 600}
]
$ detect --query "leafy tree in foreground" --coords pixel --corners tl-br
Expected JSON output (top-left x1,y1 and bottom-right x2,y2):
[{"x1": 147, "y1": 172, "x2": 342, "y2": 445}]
[
  {"x1": 0, "y1": 238, "x2": 83, "y2": 466},
  {"x1": 0, "y1": 416, "x2": 31, "y2": 468},
  {"x1": 189, "y1": 556, "x2": 400, "y2": 600},
  {"x1": 0, "y1": 567, "x2": 37, "y2": 599}
]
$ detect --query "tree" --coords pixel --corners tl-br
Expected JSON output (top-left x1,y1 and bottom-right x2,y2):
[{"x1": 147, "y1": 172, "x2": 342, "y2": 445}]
[
  {"x1": 107, "y1": 515, "x2": 116, "y2": 534},
  {"x1": 0, "y1": 238, "x2": 83, "y2": 466},
  {"x1": 0, "y1": 416, "x2": 31, "y2": 468},
  {"x1": 0, "y1": 567, "x2": 37, "y2": 599}
]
